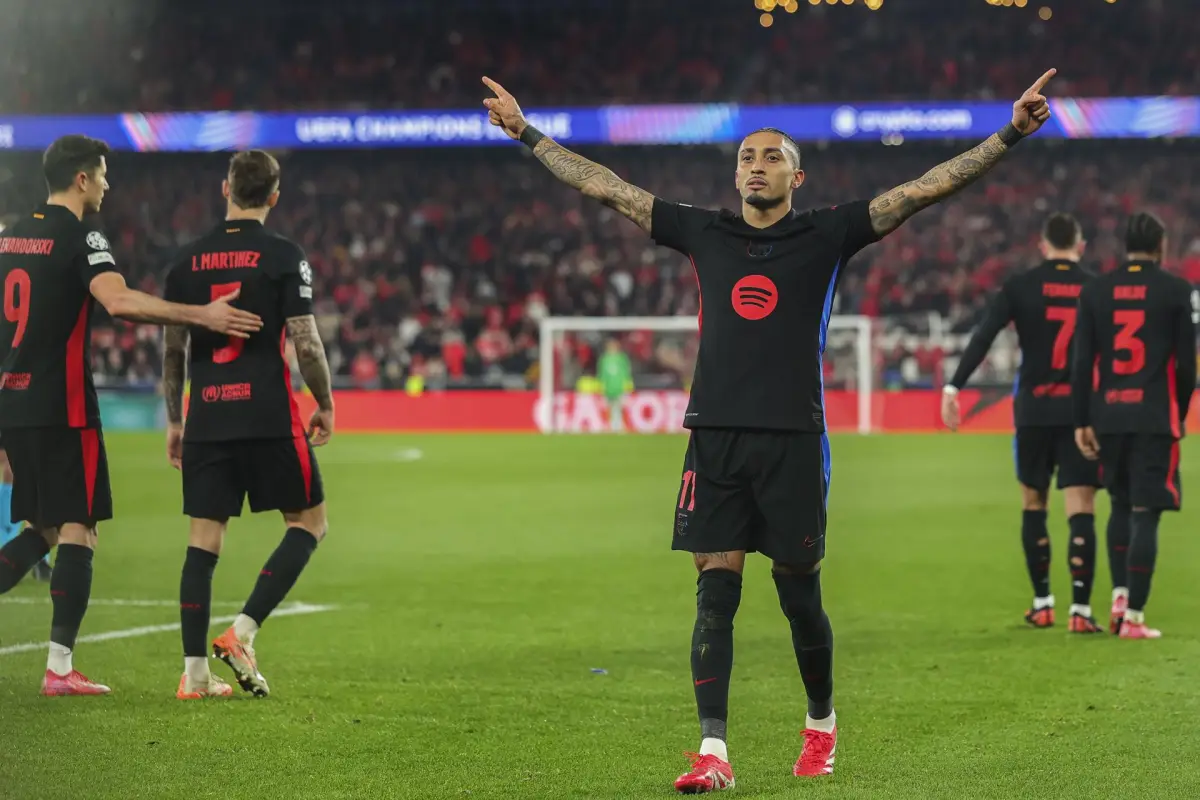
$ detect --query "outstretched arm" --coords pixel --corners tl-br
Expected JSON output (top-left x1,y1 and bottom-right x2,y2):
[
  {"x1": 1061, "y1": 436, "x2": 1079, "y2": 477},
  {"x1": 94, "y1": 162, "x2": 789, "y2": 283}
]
[
  {"x1": 483, "y1": 77, "x2": 653, "y2": 234},
  {"x1": 868, "y1": 69, "x2": 1057, "y2": 238}
]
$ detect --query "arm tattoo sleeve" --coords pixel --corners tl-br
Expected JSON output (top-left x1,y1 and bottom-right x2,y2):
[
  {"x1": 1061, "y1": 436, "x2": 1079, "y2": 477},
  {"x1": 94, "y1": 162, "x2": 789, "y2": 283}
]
[
  {"x1": 531, "y1": 138, "x2": 655, "y2": 234},
  {"x1": 286, "y1": 315, "x2": 334, "y2": 411},
  {"x1": 162, "y1": 325, "x2": 189, "y2": 424},
  {"x1": 868, "y1": 133, "x2": 1010, "y2": 237}
]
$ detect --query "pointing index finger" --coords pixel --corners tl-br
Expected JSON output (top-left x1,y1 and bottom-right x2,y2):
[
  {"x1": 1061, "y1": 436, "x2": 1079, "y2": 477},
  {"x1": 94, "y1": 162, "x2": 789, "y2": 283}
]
[
  {"x1": 481, "y1": 76, "x2": 508, "y2": 98},
  {"x1": 1027, "y1": 68, "x2": 1057, "y2": 94}
]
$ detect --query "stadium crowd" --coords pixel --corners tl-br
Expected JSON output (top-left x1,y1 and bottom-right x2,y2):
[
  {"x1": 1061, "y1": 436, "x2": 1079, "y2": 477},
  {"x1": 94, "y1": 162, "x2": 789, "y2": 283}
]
[
  {"x1": 2, "y1": 140, "x2": 1198, "y2": 389},
  {"x1": 0, "y1": 0, "x2": 1193, "y2": 113}
]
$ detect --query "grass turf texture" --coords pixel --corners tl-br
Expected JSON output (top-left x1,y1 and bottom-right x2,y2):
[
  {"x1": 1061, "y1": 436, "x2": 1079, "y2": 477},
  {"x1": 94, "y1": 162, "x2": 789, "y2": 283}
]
[{"x1": 2, "y1": 431, "x2": 1200, "y2": 799}]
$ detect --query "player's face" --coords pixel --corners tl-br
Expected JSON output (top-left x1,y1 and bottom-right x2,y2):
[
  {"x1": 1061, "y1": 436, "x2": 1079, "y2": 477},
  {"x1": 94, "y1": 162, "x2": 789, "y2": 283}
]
[
  {"x1": 81, "y1": 157, "x2": 109, "y2": 214},
  {"x1": 736, "y1": 132, "x2": 803, "y2": 209}
]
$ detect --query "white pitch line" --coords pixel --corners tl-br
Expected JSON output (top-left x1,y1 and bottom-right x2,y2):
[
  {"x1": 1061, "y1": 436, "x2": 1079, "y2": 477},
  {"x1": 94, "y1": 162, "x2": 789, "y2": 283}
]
[
  {"x1": 0, "y1": 602, "x2": 335, "y2": 656},
  {"x1": 0, "y1": 597, "x2": 244, "y2": 608}
]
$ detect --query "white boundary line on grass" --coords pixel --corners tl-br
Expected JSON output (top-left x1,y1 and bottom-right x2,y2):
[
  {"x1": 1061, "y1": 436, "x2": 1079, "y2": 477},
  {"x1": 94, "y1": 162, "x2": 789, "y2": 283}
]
[
  {"x1": 0, "y1": 597, "x2": 244, "y2": 608},
  {"x1": 0, "y1": 602, "x2": 336, "y2": 656}
]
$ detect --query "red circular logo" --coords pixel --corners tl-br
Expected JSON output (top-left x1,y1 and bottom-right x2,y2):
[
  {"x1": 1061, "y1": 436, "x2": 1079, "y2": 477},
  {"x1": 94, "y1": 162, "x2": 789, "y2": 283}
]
[
  {"x1": 201, "y1": 385, "x2": 221, "y2": 403},
  {"x1": 731, "y1": 275, "x2": 778, "y2": 320}
]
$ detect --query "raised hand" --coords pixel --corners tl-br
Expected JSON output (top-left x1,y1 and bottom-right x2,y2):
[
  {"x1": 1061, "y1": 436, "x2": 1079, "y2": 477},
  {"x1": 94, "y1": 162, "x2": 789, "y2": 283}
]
[
  {"x1": 482, "y1": 76, "x2": 527, "y2": 141},
  {"x1": 1012, "y1": 69, "x2": 1056, "y2": 136}
]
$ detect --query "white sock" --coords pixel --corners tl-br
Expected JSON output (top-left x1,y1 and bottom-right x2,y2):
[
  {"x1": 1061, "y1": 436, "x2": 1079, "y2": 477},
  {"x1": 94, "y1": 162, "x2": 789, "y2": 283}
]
[
  {"x1": 47, "y1": 642, "x2": 72, "y2": 676},
  {"x1": 1125, "y1": 609, "x2": 1145, "y2": 625},
  {"x1": 233, "y1": 613, "x2": 259, "y2": 643},
  {"x1": 184, "y1": 656, "x2": 211, "y2": 684},
  {"x1": 1033, "y1": 595, "x2": 1055, "y2": 610},
  {"x1": 698, "y1": 737, "x2": 728, "y2": 762},
  {"x1": 1069, "y1": 604, "x2": 1092, "y2": 618},
  {"x1": 805, "y1": 710, "x2": 836, "y2": 734},
  {"x1": 1113, "y1": 587, "x2": 1129, "y2": 602}
]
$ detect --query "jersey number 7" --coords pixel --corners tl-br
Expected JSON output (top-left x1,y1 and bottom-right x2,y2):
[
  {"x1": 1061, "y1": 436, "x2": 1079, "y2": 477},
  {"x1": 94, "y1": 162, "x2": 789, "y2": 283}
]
[
  {"x1": 1112, "y1": 310, "x2": 1145, "y2": 375},
  {"x1": 211, "y1": 282, "x2": 244, "y2": 364},
  {"x1": 1044, "y1": 306, "x2": 1076, "y2": 370}
]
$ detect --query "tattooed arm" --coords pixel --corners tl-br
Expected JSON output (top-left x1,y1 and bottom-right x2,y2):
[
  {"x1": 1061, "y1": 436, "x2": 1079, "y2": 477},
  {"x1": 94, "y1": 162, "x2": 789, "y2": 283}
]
[
  {"x1": 868, "y1": 69, "x2": 1058, "y2": 238},
  {"x1": 162, "y1": 325, "x2": 189, "y2": 425},
  {"x1": 482, "y1": 76, "x2": 654, "y2": 234},
  {"x1": 286, "y1": 314, "x2": 335, "y2": 445}
]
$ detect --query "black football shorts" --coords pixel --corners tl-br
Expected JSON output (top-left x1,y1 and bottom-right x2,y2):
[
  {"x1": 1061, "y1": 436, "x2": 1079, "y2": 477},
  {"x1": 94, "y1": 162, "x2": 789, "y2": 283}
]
[
  {"x1": 182, "y1": 436, "x2": 324, "y2": 520},
  {"x1": 672, "y1": 428, "x2": 828, "y2": 564},
  {"x1": 1098, "y1": 433, "x2": 1182, "y2": 511},
  {"x1": 1014, "y1": 425, "x2": 1101, "y2": 492},
  {"x1": 5, "y1": 426, "x2": 113, "y2": 529}
]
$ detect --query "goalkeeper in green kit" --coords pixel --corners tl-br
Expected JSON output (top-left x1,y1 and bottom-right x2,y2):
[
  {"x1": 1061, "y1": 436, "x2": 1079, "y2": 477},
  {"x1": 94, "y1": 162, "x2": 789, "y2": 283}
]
[{"x1": 598, "y1": 337, "x2": 633, "y2": 433}]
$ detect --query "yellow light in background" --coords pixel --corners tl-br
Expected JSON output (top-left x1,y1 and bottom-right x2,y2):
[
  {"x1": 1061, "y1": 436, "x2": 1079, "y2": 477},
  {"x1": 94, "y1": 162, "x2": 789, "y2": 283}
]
[
  {"x1": 760, "y1": 11, "x2": 774, "y2": 26},
  {"x1": 1000, "y1": 0, "x2": 1013, "y2": 6},
  {"x1": 1014, "y1": 0, "x2": 1027, "y2": 6},
  {"x1": 762, "y1": 0, "x2": 777, "y2": 11},
  {"x1": 825, "y1": 0, "x2": 837, "y2": 5},
  {"x1": 1105, "y1": 0, "x2": 1116, "y2": 3},
  {"x1": 808, "y1": 0, "x2": 821, "y2": 5},
  {"x1": 864, "y1": 0, "x2": 883, "y2": 9},
  {"x1": 841, "y1": 0, "x2": 855, "y2": 5},
  {"x1": 754, "y1": 0, "x2": 764, "y2": 9},
  {"x1": 784, "y1": 0, "x2": 799, "y2": 12},
  {"x1": 1038, "y1": 5, "x2": 1052, "y2": 19}
]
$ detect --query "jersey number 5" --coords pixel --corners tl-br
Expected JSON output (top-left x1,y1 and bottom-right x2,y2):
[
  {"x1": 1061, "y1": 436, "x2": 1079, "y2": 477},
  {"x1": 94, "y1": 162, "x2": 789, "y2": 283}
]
[
  {"x1": 211, "y1": 282, "x2": 244, "y2": 364},
  {"x1": 1045, "y1": 306, "x2": 1076, "y2": 369},
  {"x1": 1113, "y1": 310, "x2": 1145, "y2": 375},
  {"x1": 3, "y1": 269, "x2": 31, "y2": 348}
]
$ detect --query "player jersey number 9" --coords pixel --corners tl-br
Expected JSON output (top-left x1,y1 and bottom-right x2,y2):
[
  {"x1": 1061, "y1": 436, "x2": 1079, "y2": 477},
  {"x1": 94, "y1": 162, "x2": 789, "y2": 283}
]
[
  {"x1": 1112, "y1": 310, "x2": 1146, "y2": 375},
  {"x1": 211, "y1": 282, "x2": 244, "y2": 364},
  {"x1": 4, "y1": 268, "x2": 31, "y2": 348}
]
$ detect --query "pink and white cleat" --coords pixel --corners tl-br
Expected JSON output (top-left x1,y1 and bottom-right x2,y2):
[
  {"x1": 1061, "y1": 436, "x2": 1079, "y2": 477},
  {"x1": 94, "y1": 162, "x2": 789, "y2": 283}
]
[
  {"x1": 1110, "y1": 594, "x2": 1128, "y2": 635},
  {"x1": 176, "y1": 672, "x2": 234, "y2": 700},
  {"x1": 1118, "y1": 621, "x2": 1162, "y2": 639},
  {"x1": 794, "y1": 727, "x2": 837, "y2": 777},
  {"x1": 40, "y1": 669, "x2": 111, "y2": 696},
  {"x1": 674, "y1": 753, "x2": 735, "y2": 794}
]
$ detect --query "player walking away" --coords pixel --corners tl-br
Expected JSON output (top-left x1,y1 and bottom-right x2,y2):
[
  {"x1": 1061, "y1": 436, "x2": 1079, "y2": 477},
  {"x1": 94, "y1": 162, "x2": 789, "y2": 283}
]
[
  {"x1": 161, "y1": 150, "x2": 334, "y2": 700},
  {"x1": 941, "y1": 213, "x2": 1105, "y2": 633},
  {"x1": 484, "y1": 70, "x2": 1057, "y2": 791},
  {"x1": 598, "y1": 337, "x2": 632, "y2": 432},
  {"x1": 1071, "y1": 212, "x2": 1196, "y2": 640},
  {"x1": 0, "y1": 135, "x2": 263, "y2": 696}
]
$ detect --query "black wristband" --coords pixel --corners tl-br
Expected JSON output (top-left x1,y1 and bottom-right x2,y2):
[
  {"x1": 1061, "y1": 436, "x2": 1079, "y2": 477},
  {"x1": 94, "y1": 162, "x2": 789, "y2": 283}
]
[
  {"x1": 519, "y1": 125, "x2": 545, "y2": 149},
  {"x1": 997, "y1": 122, "x2": 1024, "y2": 148}
]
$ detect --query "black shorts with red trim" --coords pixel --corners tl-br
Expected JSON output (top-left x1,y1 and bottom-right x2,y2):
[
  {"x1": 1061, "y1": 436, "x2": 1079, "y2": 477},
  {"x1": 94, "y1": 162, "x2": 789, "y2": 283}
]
[
  {"x1": 182, "y1": 437, "x2": 323, "y2": 520},
  {"x1": 672, "y1": 428, "x2": 829, "y2": 563},
  {"x1": 1014, "y1": 425, "x2": 1101, "y2": 491},
  {"x1": 1098, "y1": 433, "x2": 1182, "y2": 511},
  {"x1": 4, "y1": 426, "x2": 112, "y2": 528}
]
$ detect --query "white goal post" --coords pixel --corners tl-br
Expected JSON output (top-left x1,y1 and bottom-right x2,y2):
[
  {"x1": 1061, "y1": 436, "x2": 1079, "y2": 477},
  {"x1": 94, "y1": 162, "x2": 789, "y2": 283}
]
[{"x1": 538, "y1": 315, "x2": 873, "y2": 434}]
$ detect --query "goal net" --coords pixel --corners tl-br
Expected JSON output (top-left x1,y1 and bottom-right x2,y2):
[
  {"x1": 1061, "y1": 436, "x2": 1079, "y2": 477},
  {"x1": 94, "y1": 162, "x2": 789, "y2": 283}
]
[{"x1": 537, "y1": 315, "x2": 873, "y2": 434}]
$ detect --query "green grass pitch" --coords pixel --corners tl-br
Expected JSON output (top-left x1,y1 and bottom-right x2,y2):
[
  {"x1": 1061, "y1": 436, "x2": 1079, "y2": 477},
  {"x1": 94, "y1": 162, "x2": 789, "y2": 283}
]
[{"x1": 3, "y1": 431, "x2": 1200, "y2": 799}]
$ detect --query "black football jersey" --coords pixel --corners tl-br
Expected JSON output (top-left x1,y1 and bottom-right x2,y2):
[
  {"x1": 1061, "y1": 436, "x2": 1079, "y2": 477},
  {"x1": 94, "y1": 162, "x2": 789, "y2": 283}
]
[
  {"x1": 651, "y1": 198, "x2": 880, "y2": 432},
  {"x1": 0, "y1": 204, "x2": 120, "y2": 429},
  {"x1": 1072, "y1": 260, "x2": 1196, "y2": 436},
  {"x1": 949, "y1": 260, "x2": 1093, "y2": 427},
  {"x1": 164, "y1": 220, "x2": 314, "y2": 443}
]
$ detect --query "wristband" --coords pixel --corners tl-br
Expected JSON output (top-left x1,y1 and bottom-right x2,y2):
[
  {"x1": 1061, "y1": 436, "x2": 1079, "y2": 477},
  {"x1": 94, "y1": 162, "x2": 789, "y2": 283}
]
[
  {"x1": 942, "y1": 385, "x2": 959, "y2": 397},
  {"x1": 519, "y1": 125, "x2": 545, "y2": 149},
  {"x1": 997, "y1": 123, "x2": 1024, "y2": 148}
]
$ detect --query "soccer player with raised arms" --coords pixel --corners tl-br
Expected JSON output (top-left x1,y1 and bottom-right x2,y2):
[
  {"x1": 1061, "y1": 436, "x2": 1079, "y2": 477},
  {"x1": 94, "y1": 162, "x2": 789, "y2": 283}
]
[{"x1": 485, "y1": 69, "x2": 1057, "y2": 792}]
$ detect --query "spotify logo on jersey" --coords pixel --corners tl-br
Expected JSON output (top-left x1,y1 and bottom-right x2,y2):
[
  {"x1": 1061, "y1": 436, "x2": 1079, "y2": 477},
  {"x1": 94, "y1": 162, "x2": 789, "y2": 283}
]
[{"x1": 731, "y1": 275, "x2": 778, "y2": 320}]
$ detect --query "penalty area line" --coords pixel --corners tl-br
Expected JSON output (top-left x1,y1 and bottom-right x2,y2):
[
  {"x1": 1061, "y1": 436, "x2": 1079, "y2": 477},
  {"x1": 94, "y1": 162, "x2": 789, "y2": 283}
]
[{"x1": 0, "y1": 602, "x2": 336, "y2": 656}]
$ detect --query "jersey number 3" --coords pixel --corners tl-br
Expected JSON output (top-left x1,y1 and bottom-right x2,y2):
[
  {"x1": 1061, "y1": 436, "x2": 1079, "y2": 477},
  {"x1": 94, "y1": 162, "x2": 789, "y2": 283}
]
[
  {"x1": 1045, "y1": 306, "x2": 1076, "y2": 369},
  {"x1": 212, "y1": 282, "x2": 244, "y2": 364},
  {"x1": 1112, "y1": 310, "x2": 1145, "y2": 375},
  {"x1": 4, "y1": 269, "x2": 31, "y2": 348}
]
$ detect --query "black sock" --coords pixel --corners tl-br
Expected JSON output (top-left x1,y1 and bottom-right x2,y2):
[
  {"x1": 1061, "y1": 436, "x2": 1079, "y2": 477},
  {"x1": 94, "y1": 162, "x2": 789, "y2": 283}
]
[
  {"x1": 773, "y1": 568, "x2": 834, "y2": 720},
  {"x1": 180, "y1": 547, "x2": 218, "y2": 658},
  {"x1": 1021, "y1": 510, "x2": 1051, "y2": 599},
  {"x1": 0, "y1": 528, "x2": 49, "y2": 594},
  {"x1": 241, "y1": 528, "x2": 318, "y2": 626},
  {"x1": 1107, "y1": 500, "x2": 1131, "y2": 591},
  {"x1": 691, "y1": 568, "x2": 742, "y2": 742},
  {"x1": 49, "y1": 544, "x2": 93, "y2": 651},
  {"x1": 1127, "y1": 510, "x2": 1160, "y2": 613},
  {"x1": 1067, "y1": 513, "x2": 1096, "y2": 608}
]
